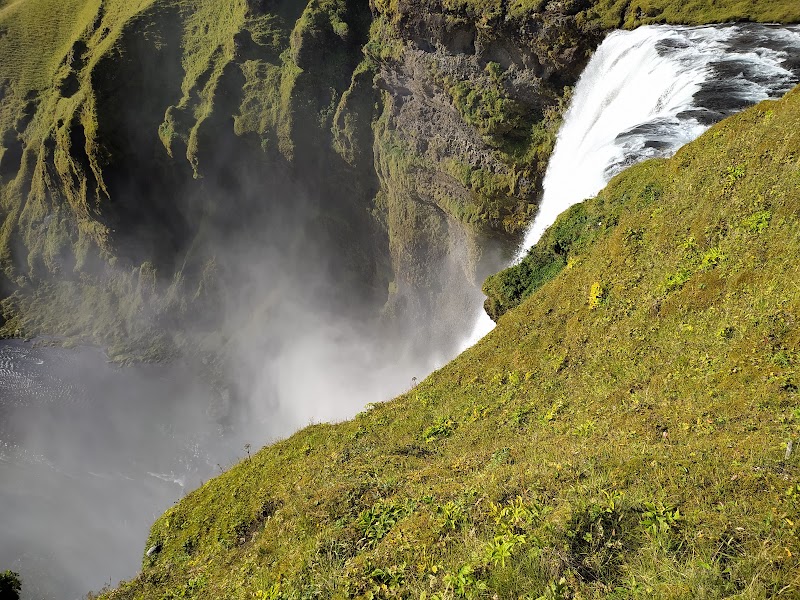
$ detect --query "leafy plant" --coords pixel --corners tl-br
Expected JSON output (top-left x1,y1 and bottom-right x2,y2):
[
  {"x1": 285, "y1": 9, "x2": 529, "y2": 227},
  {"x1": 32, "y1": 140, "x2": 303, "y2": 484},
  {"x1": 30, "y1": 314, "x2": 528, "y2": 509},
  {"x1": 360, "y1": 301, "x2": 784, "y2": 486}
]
[
  {"x1": 422, "y1": 417, "x2": 456, "y2": 443},
  {"x1": 436, "y1": 500, "x2": 468, "y2": 532},
  {"x1": 741, "y1": 209, "x2": 772, "y2": 233},
  {"x1": 357, "y1": 500, "x2": 413, "y2": 547},
  {"x1": 490, "y1": 496, "x2": 541, "y2": 534},
  {"x1": 535, "y1": 577, "x2": 569, "y2": 600},
  {"x1": 724, "y1": 164, "x2": 746, "y2": 188},
  {"x1": 0, "y1": 571, "x2": 21, "y2": 600},
  {"x1": 662, "y1": 269, "x2": 691, "y2": 293},
  {"x1": 443, "y1": 564, "x2": 487, "y2": 599},
  {"x1": 639, "y1": 502, "x2": 681, "y2": 536},
  {"x1": 574, "y1": 420, "x2": 596, "y2": 437},
  {"x1": 482, "y1": 533, "x2": 527, "y2": 568},
  {"x1": 700, "y1": 246, "x2": 725, "y2": 270}
]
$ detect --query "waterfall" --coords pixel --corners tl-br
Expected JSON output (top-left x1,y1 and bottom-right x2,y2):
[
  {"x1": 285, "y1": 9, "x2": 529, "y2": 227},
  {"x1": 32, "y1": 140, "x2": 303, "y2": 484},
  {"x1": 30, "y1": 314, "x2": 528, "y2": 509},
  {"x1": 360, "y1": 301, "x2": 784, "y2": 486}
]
[{"x1": 461, "y1": 23, "x2": 800, "y2": 350}]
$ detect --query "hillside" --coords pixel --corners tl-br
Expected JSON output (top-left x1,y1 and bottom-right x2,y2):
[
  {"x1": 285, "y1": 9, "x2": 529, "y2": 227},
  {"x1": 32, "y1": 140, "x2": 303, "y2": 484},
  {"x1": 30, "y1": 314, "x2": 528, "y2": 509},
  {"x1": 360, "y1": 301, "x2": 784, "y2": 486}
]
[
  {"x1": 0, "y1": 0, "x2": 799, "y2": 364},
  {"x1": 99, "y1": 84, "x2": 800, "y2": 599}
]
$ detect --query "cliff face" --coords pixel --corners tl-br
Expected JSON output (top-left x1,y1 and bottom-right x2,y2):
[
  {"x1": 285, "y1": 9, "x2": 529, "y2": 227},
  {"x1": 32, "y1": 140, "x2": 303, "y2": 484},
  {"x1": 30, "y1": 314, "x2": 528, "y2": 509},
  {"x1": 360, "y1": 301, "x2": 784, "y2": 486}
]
[
  {"x1": 0, "y1": 0, "x2": 584, "y2": 359},
  {"x1": 367, "y1": 0, "x2": 600, "y2": 343},
  {"x1": 0, "y1": 0, "x2": 797, "y2": 359},
  {"x1": 0, "y1": 0, "x2": 387, "y2": 360}
]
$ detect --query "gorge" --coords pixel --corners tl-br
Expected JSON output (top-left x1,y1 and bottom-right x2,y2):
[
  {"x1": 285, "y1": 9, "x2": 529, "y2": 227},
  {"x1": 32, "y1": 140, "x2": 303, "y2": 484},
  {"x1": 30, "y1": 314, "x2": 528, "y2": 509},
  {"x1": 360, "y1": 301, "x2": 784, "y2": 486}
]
[{"x1": 0, "y1": 1, "x2": 799, "y2": 598}]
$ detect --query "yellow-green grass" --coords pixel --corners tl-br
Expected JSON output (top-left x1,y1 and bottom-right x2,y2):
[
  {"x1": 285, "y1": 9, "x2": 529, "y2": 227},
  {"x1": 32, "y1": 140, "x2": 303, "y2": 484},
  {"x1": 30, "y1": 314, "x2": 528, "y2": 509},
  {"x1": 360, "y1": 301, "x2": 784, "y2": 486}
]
[
  {"x1": 375, "y1": 0, "x2": 800, "y2": 31},
  {"x1": 584, "y1": 0, "x2": 800, "y2": 29},
  {"x1": 101, "y1": 86, "x2": 800, "y2": 599}
]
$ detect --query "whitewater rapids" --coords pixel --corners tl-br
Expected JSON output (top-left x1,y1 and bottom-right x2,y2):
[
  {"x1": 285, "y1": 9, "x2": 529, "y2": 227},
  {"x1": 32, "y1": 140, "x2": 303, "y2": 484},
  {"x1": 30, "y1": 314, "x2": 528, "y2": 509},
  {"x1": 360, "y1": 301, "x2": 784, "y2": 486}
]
[{"x1": 462, "y1": 23, "x2": 800, "y2": 349}]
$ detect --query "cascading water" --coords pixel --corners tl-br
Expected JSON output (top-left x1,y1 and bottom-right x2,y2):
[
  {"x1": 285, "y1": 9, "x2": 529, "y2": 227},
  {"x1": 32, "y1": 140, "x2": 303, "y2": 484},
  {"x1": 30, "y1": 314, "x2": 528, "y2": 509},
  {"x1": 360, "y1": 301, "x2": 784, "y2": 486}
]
[{"x1": 461, "y1": 23, "x2": 800, "y2": 349}]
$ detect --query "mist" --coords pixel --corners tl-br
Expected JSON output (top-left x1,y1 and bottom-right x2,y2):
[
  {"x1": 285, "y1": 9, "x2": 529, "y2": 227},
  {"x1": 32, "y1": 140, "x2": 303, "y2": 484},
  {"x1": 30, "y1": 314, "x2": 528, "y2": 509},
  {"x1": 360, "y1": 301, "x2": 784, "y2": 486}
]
[
  {"x1": 0, "y1": 110, "x2": 492, "y2": 600},
  {"x1": 0, "y1": 0, "x2": 511, "y2": 595}
]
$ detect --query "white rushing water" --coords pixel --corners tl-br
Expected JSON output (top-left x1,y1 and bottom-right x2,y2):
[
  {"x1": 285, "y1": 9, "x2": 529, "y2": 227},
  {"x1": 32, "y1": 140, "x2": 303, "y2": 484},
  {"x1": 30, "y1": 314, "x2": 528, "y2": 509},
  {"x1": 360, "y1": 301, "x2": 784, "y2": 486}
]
[{"x1": 461, "y1": 23, "x2": 800, "y2": 349}]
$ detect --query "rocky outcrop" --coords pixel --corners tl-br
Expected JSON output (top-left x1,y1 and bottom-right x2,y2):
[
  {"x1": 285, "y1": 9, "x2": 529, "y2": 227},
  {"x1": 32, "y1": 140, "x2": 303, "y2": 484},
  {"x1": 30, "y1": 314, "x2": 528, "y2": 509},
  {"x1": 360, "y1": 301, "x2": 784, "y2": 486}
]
[{"x1": 364, "y1": 0, "x2": 603, "y2": 342}]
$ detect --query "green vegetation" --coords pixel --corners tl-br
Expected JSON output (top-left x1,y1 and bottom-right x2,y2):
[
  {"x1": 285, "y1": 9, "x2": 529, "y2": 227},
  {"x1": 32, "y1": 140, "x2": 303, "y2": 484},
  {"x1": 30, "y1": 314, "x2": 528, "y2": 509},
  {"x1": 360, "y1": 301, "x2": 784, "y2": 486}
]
[
  {"x1": 101, "y1": 85, "x2": 800, "y2": 599},
  {"x1": 582, "y1": 0, "x2": 800, "y2": 29},
  {"x1": 0, "y1": 571, "x2": 21, "y2": 600},
  {"x1": 376, "y1": 0, "x2": 800, "y2": 35},
  {"x1": 0, "y1": 0, "x2": 383, "y2": 358}
]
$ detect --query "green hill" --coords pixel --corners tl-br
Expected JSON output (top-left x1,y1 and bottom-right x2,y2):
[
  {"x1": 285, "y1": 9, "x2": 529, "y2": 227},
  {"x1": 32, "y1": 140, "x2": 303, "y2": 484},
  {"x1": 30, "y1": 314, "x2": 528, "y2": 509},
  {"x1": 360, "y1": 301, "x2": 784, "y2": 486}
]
[{"x1": 100, "y1": 85, "x2": 800, "y2": 599}]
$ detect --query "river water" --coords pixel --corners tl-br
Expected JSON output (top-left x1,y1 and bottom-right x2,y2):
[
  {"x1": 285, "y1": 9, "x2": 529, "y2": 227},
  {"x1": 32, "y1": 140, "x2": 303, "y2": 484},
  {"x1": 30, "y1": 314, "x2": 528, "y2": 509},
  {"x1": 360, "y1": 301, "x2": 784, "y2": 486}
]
[{"x1": 0, "y1": 341, "x2": 228, "y2": 599}]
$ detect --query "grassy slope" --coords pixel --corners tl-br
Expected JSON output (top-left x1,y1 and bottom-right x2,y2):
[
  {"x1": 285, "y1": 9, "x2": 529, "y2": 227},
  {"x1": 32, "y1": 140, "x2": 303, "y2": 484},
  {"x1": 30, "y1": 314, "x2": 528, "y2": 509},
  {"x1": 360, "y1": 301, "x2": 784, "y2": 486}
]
[{"x1": 102, "y1": 85, "x2": 800, "y2": 599}]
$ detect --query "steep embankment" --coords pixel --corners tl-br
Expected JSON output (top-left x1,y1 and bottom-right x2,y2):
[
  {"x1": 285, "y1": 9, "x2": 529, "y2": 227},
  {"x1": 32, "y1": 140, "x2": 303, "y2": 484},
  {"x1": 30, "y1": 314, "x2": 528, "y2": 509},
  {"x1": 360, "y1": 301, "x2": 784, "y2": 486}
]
[
  {"x1": 1, "y1": 0, "x2": 798, "y2": 361},
  {"x1": 102, "y1": 84, "x2": 800, "y2": 599},
  {"x1": 0, "y1": 0, "x2": 387, "y2": 361}
]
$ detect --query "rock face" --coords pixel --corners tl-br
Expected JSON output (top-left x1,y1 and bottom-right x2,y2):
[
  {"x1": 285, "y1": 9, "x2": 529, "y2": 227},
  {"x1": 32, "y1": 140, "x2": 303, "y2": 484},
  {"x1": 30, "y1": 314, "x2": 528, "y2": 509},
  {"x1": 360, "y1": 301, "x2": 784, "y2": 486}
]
[
  {"x1": 368, "y1": 0, "x2": 604, "y2": 342},
  {"x1": 0, "y1": 0, "x2": 796, "y2": 360},
  {"x1": 0, "y1": 0, "x2": 388, "y2": 360}
]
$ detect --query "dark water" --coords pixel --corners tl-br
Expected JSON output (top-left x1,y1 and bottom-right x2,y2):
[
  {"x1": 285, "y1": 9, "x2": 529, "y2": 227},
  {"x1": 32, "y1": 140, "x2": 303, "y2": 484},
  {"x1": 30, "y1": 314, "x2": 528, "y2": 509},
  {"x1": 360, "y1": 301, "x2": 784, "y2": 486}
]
[{"x1": 0, "y1": 341, "x2": 229, "y2": 599}]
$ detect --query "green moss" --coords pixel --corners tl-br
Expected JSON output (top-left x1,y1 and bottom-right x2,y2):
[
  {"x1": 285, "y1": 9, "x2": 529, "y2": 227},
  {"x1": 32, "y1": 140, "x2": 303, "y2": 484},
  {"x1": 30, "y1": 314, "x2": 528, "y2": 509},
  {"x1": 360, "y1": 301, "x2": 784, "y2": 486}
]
[{"x1": 376, "y1": 0, "x2": 800, "y2": 36}]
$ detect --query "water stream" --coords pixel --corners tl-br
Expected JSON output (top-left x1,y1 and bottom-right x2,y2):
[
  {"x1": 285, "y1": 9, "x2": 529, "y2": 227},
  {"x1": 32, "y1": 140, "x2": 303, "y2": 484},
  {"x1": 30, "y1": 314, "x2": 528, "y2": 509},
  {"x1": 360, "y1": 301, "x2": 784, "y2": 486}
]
[{"x1": 462, "y1": 23, "x2": 800, "y2": 349}]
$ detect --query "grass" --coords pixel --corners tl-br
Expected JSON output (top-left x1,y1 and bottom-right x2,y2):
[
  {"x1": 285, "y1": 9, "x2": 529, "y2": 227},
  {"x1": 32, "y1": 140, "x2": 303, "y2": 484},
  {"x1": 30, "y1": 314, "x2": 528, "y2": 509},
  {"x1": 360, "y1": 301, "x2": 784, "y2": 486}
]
[{"x1": 100, "y1": 85, "x2": 800, "y2": 599}]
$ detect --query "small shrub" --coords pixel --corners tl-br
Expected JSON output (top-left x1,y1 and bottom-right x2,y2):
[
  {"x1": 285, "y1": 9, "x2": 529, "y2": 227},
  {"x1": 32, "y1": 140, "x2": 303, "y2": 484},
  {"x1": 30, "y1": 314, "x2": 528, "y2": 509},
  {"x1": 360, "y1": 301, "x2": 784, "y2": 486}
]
[{"x1": 0, "y1": 571, "x2": 21, "y2": 600}]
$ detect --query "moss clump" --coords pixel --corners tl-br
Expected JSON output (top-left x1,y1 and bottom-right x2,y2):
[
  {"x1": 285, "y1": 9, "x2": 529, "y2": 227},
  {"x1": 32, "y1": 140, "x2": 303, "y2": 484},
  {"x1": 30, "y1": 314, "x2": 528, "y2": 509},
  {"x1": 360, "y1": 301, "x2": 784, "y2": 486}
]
[{"x1": 100, "y1": 84, "x2": 800, "y2": 600}]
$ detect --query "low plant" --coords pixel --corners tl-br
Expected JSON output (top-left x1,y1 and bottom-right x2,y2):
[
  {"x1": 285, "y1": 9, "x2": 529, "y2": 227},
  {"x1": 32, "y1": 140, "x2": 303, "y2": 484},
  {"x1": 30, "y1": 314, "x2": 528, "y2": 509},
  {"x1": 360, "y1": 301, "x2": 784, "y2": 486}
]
[
  {"x1": 640, "y1": 501, "x2": 681, "y2": 536},
  {"x1": 0, "y1": 571, "x2": 21, "y2": 600},
  {"x1": 423, "y1": 417, "x2": 456, "y2": 443},
  {"x1": 357, "y1": 500, "x2": 413, "y2": 547}
]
